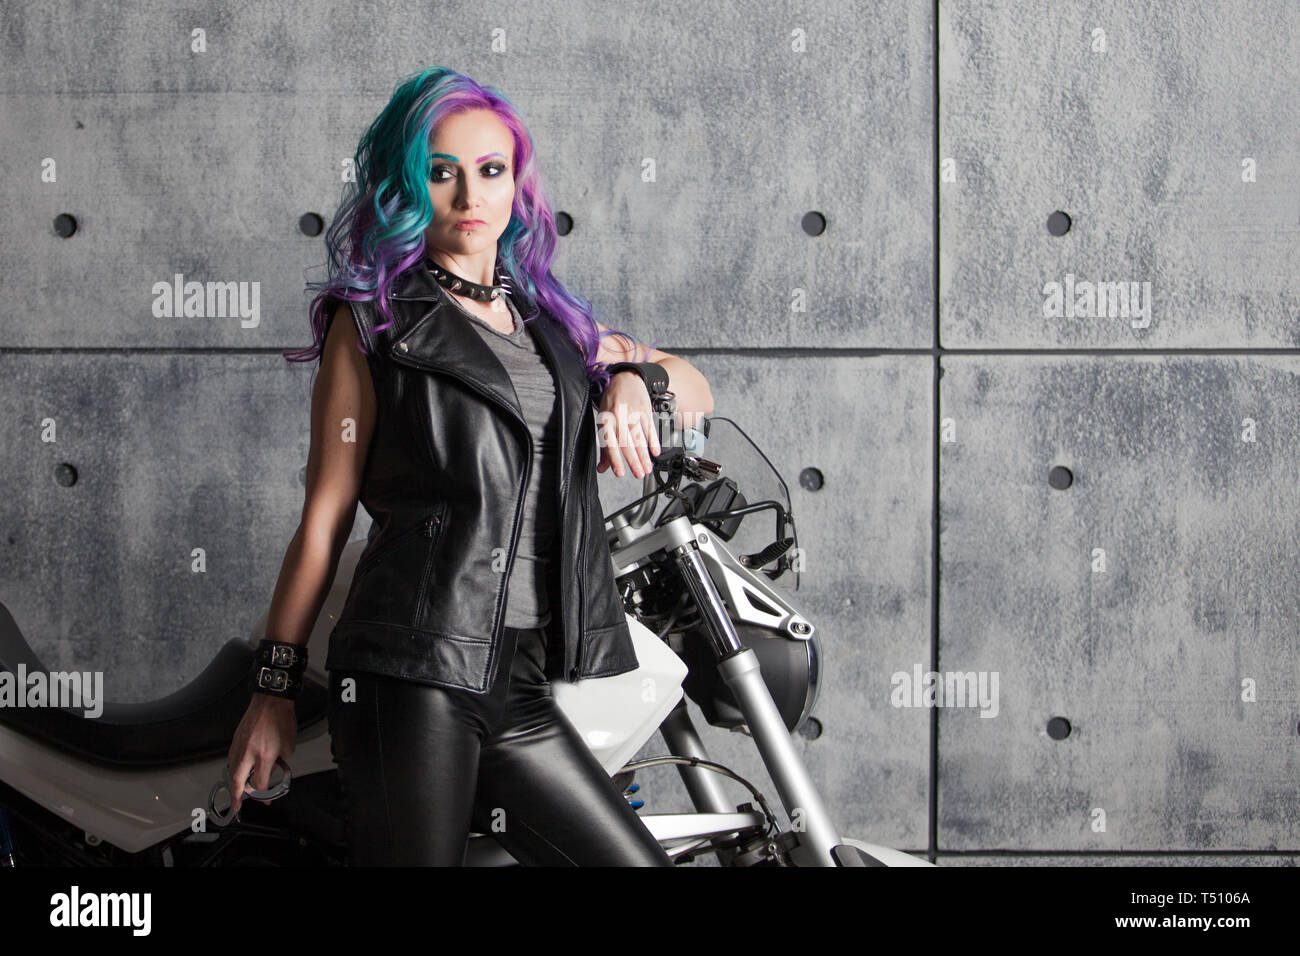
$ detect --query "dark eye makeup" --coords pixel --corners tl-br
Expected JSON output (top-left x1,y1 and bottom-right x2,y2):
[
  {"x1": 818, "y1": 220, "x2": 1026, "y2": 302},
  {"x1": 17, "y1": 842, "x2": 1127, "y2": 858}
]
[{"x1": 429, "y1": 161, "x2": 507, "y2": 182}]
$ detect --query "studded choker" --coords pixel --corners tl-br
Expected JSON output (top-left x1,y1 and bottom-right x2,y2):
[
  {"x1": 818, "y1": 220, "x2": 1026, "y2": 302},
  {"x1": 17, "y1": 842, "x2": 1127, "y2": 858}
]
[{"x1": 425, "y1": 257, "x2": 513, "y2": 302}]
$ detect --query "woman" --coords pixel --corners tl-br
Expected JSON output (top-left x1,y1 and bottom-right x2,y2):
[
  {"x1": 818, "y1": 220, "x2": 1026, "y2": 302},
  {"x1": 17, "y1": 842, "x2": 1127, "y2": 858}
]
[{"x1": 224, "y1": 66, "x2": 714, "y2": 866}]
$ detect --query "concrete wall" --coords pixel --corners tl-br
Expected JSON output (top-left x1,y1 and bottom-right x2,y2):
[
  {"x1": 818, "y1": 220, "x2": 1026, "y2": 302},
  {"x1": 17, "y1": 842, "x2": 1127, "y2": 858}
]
[{"x1": 2, "y1": 0, "x2": 1296, "y2": 863}]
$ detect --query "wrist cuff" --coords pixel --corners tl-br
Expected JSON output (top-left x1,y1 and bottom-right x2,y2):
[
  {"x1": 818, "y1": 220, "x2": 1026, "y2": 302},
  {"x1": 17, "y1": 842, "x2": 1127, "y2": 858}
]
[{"x1": 606, "y1": 361, "x2": 669, "y2": 397}]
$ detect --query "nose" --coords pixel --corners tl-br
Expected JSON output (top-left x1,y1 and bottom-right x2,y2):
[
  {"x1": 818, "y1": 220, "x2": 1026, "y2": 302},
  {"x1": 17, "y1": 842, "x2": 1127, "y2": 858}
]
[{"x1": 454, "y1": 179, "x2": 480, "y2": 213}]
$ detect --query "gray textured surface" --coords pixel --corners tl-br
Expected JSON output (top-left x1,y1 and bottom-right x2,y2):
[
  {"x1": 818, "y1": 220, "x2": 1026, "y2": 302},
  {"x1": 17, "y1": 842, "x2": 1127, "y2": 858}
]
[
  {"x1": 940, "y1": 1, "x2": 1300, "y2": 348},
  {"x1": 2, "y1": 0, "x2": 1296, "y2": 859},
  {"x1": 0, "y1": 353, "x2": 319, "y2": 694},
  {"x1": 938, "y1": 356, "x2": 1300, "y2": 851},
  {"x1": 1, "y1": 0, "x2": 934, "y2": 350}
]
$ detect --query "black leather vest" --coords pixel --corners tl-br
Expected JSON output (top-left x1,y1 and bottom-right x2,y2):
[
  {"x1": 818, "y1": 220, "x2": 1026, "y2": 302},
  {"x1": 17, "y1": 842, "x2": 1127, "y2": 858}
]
[{"x1": 323, "y1": 261, "x2": 638, "y2": 693}]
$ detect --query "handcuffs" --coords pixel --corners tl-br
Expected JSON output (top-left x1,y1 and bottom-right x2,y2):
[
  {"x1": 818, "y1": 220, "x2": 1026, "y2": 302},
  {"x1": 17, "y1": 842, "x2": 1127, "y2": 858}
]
[
  {"x1": 208, "y1": 638, "x2": 305, "y2": 825},
  {"x1": 207, "y1": 757, "x2": 293, "y2": 826}
]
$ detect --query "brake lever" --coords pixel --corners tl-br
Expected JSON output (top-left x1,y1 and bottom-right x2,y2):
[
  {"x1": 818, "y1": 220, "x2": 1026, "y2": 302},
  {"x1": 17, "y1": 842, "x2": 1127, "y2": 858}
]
[{"x1": 684, "y1": 455, "x2": 722, "y2": 481}]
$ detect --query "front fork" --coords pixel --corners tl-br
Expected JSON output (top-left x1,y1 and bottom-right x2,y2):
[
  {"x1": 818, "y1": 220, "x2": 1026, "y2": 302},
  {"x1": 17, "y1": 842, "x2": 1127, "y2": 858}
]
[{"x1": 666, "y1": 535, "x2": 843, "y2": 867}]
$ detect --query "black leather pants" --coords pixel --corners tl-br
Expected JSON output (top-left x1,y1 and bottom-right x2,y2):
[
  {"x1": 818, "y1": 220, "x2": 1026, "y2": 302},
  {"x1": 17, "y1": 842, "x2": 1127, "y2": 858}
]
[{"x1": 327, "y1": 623, "x2": 672, "y2": 866}]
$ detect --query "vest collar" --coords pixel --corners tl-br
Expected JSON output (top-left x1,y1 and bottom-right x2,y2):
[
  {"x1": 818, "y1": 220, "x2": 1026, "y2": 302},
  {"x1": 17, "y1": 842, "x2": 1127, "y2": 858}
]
[{"x1": 384, "y1": 261, "x2": 595, "y2": 496}]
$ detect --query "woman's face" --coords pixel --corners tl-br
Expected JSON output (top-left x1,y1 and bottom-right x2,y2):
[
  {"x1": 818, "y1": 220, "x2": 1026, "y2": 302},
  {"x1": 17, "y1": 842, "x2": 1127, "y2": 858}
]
[{"x1": 423, "y1": 109, "x2": 516, "y2": 259}]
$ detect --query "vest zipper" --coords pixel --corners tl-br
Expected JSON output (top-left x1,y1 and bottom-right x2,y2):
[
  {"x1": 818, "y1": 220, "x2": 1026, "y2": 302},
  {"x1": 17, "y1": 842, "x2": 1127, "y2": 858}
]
[
  {"x1": 563, "y1": 400, "x2": 591, "y2": 682},
  {"x1": 571, "y1": 479, "x2": 586, "y2": 682},
  {"x1": 501, "y1": 448, "x2": 532, "y2": 661},
  {"x1": 556, "y1": 377, "x2": 586, "y2": 683},
  {"x1": 411, "y1": 511, "x2": 443, "y2": 628},
  {"x1": 391, "y1": 331, "x2": 579, "y2": 686},
  {"x1": 354, "y1": 511, "x2": 438, "y2": 579}
]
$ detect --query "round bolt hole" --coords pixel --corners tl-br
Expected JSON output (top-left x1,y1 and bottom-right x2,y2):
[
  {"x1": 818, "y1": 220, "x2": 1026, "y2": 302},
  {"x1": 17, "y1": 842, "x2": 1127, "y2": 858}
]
[
  {"x1": 801, "y1": 211, "x2": 827, "y2": 236},
  {"x1": 54, "y1": 463, "x2": 79, "y2": 487},
  {"x1": 1048, "y1": 465, "x2": 1074, "y2": 490},
  {"x1": 53, "y1": 213, "x2": 78, "y2": 238},
  {"x1": 1046, "y1": 716, "x2": 1072, "y2": 740},
  {"x1": 797, "y1": 716, "x2": 823, "y2": 740},
  {"x1": 298, "y1": 212, "x2": 325, "y2": 237},
  {"x1": 1046, "y1": 210, "x2": 1072, "y2": 236},
  {"x1": 799, "y1": 467, "x2": 824, "y2": 492},
  {"x1": 555, "y1": 211, "x2": 573, "y2": 236}
]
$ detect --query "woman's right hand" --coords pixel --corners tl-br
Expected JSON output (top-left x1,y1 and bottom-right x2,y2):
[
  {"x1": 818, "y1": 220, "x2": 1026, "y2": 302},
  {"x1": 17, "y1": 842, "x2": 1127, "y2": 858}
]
[{"x1": 225, "y1": 694, "x2": 298, "y2": 817}]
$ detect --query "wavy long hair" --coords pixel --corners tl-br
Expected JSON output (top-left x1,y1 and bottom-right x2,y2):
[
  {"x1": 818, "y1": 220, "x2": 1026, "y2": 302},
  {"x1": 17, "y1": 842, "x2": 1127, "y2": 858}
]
[{"x1": 285, "y1": 66, "x2": 656, "y2": 391}]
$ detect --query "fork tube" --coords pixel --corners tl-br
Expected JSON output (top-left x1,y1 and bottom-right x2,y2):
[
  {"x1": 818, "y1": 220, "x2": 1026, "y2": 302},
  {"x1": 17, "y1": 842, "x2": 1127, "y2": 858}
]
[
  {"x1": 659, "y1": 701, "x2": 735, "y2": 814},
  {"x1": 673, "y1": 540, "x2": 841, "y2": 867},
  {"x1": 658, "y1": 701, "x2": 742, "y2": 866}
]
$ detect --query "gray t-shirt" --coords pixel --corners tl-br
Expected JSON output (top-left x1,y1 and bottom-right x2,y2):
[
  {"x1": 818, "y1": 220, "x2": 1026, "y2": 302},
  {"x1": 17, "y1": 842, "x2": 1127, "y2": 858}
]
[{"x1": 447, "y1": 290, "x2": 561, "y2": 630}]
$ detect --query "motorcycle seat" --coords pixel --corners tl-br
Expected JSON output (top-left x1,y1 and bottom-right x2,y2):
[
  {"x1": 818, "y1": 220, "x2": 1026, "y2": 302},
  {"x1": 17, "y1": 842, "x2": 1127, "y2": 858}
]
[{"x1": 0, "y1": 602, "x2": 328, "y2": 768}]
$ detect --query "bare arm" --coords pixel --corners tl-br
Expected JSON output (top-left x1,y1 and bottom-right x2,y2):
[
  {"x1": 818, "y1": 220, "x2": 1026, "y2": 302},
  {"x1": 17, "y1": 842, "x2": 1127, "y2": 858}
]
[
  {"x1": 594, "y1": 322, "x2": 715, "y2": 429},
  {"x1": 263, "y1": 300, "x2": 378, "y2": 648},
  {"x1": 227, "y1": 300, "x2": 377, "y2": 813},
  {"x1": 592, "y1": 321, "x2": 714, "y2": 479}
]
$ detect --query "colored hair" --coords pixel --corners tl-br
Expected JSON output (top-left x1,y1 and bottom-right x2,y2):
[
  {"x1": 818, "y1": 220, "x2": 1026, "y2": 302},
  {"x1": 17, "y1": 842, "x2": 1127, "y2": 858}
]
[{"x1": 284, "y1": 65, "x2": 657, "y2": 392}]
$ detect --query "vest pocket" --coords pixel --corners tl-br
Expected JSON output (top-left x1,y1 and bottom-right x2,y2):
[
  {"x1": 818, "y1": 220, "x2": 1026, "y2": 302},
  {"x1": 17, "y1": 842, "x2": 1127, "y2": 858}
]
[{"x1": 342, "y1": 504, "x2": 448, "y2": 629}]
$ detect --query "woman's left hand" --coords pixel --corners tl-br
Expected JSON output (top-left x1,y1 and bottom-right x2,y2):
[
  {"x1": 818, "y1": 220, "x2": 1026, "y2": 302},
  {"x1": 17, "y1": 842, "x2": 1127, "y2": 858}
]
[{"x1": 595, "y1": 371, "x2": 662, "y2": 479}]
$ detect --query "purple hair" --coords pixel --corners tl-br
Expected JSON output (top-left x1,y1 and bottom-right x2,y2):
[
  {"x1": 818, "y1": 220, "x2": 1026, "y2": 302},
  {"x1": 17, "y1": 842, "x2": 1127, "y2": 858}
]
[{"x1": 284, "y1": 65, "x2": 657, "y2": 391}]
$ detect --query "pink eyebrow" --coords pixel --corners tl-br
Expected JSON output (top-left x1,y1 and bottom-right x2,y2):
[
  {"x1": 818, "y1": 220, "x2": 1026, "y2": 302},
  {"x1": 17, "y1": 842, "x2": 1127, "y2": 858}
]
[{"x1": 476, "y1": 152, "x2": 506, "y2": 163}]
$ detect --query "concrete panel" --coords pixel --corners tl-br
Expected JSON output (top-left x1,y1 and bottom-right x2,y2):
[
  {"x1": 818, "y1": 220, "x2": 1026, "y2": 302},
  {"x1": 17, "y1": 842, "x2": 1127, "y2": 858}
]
[
  {"x1": 940, "y1": 1, "x2": 1300, "y2": 348},
  {"x1": 598, "y1": 354, "x2": 934, "y2": 849},
  {"x1": 0, "y1": 0, "x2": 934, "y2": 351},
  {"x1": 0, "y1": 352, "x2": 344, "y2": 701},
  {"x1": 938, "y1": 356, "x2": 1300, "y2": 851}
]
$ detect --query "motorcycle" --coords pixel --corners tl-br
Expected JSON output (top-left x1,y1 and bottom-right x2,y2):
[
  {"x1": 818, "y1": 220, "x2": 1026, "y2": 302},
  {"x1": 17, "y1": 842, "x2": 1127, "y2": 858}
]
[{"x1": 0, "y1": 395, "x2": 930, "y2": 867}]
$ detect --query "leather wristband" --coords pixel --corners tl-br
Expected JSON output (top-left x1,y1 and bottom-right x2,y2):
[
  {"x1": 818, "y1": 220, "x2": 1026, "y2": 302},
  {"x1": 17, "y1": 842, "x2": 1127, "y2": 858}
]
[
  {"x1": 249, "y1": 639, "x2": 308, "y2": 700},
  {"x1": 605, "y1": 361, "x2": 670, "y2": 398}
]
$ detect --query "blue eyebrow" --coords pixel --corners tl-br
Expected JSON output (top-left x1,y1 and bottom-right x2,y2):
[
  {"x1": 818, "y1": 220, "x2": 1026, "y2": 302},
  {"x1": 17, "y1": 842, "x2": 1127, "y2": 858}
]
[{"x1": 430, "y1": 152, "x2": 506, "y2": 164}]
